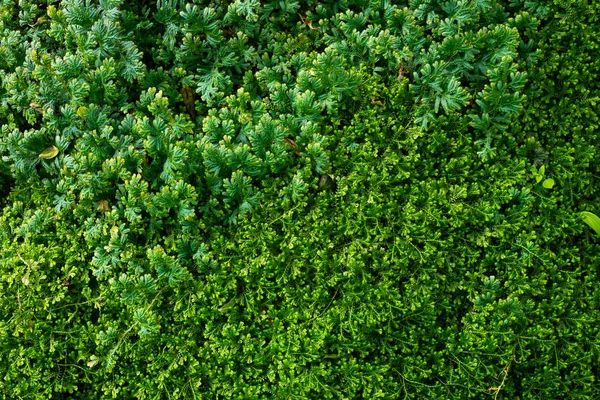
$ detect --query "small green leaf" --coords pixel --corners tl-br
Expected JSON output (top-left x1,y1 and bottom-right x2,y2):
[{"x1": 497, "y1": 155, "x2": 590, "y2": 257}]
[
  {"x1": 581, "y1": 211, "x2": 600, "y2": 235},
  {"x1": 539, "y1": 165, "x2": 545, "y2": 176},
  {"x1": 39, "y1": 145, "x2": 59, "y2": 159},
  {"x1": 77, "y1": 106, "x2": 89, "y2": 119},
  {"x1": 542, "y1": 178, "x2": 554, "y2": 189},
  {"x1": 536, "y1": 174, "x2": 543, "y2": 183},
  {"x1": 218, "y1": 297, "x2": 236, "y2": 313}
]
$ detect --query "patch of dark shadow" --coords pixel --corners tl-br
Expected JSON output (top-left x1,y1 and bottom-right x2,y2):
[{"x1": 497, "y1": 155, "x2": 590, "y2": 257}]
[
  {"x1": 0, "y1": 172, "x2": 14, "y2": 206},
  {"x1": 90, "y1": 307, "x2": 100, "y2": 325},
  {"x1": 88, "y1": 269, "x2": 99, "y2": 291}
]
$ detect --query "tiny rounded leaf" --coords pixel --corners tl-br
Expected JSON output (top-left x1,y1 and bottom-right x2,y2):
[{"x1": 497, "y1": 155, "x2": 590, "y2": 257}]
[
  {"x1": 39, "y1": 145, "x2": 59, "y2": 159},
  {"x1": 77, "y1": 106, "x2": 89, "y2": 119},
  {"x1": 542, "y1": 178, "x2": 555, "y2": 189}
]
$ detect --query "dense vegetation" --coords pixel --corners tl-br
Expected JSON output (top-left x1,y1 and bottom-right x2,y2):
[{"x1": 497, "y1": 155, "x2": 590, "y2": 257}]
[{"x1": 0, "y1": 0, "x2": 598, "y2": 398}]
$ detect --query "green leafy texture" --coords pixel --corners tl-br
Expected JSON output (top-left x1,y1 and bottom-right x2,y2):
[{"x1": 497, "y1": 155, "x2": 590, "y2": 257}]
[{"x1": 0, "y1": 0, "x2": 599, "y2": 398}]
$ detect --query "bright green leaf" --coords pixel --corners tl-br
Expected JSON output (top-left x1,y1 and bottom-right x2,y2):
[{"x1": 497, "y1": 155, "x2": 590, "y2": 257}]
[
  {"x1": 218, "y1": 297, "x2": 237, "y2": 313},
  {"x1": 76, "y1": 106, "x2": 89, "y2": 119},
  {"x1": 542, "y1": 178, "x2": 554, "y2": 189},
  {"x1": 581, "y1": 211, "x2": 600, "y2": 235},
  {"x1": 39, "y1": 145, "x2": 59, "y2": 159},
  {"x1": 536, "y1": 174, "x2": 543, "y2": 183}
]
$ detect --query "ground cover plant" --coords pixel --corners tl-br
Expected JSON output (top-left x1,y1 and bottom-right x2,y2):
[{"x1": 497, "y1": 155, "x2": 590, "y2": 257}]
[{"x1": 0, "y1": 0, "x2": 599, "y2": 398}]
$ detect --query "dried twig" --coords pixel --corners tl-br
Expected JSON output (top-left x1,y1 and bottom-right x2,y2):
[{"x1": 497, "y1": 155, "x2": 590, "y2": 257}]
[
  {"x1": 489, "y1": 348, "x2": 518, "y2": 399},
  {"x1": 298, "y1": 13, "x2": 319, "y2": 30}
]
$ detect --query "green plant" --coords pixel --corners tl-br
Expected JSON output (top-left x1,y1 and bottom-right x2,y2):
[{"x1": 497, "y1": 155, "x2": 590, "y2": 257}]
[
  {"x1": 530, "y1": 164, "x2": 555, "y2": 189},
  {"x1": 581, "y1": 211, "x2": 600, "y2": 235},
  {"x1": 0, "y1": 0, "x2": 599, "y2": 398}
]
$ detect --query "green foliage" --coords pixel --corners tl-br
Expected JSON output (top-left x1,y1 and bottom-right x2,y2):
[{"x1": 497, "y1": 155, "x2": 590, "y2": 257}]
[
  {"x1": 0, "y1": 0, "x2": 599, "y2": 398},
  {"x1": 581, "y1": 211, "x2": 600, "y2": 236}
]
